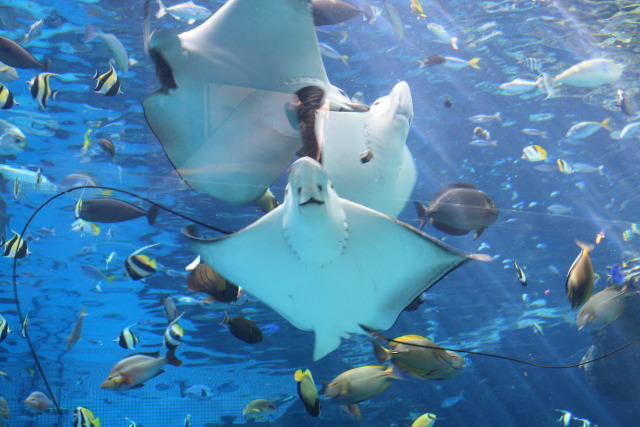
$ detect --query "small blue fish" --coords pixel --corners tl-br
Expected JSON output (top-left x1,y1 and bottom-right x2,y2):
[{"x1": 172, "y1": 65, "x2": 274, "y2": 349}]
[
  {"x1": 610, "y1": 263, "x2": 624, "y2": 285},
  {"x1": 441, "y1": 390, "x2": 464, "y2": 407}
]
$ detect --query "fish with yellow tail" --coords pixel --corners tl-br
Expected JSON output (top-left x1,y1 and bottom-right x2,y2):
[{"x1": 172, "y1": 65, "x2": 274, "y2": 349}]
[
  {"x1": 412, "y1": 412, "x2": 437, "y2": 427},
  {"x1": 101, "y1": 347, "x2": 182, "y2": 391},
  {"x1": 73, "y1": 406, "x2": 100, "y2": 427},
  {"x1": 565, "y1": 118, "x2": 611, "y2": 139},
  {"x1": 294, "y1": 369, "x2": 320, "y2": 417},
  {"x1": 576, "y1": 285, "x2": 635, "y2": 331},
  {"x1": 442, "y1": 56, "x2": 481, "y2": 69},
  {"x1": 566, "y1": 240, "x2": 595, "y2": 310},
  {"x1": 370, "y1": 334, "x2": 465, "y2": 380}
]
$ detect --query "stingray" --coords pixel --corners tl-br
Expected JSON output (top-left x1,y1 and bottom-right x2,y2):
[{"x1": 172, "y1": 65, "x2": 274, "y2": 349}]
[
  {"x1": 319, "y1": 81, "x2": 417, "y2": 218},
  {"x1": 143, "y1": 0, "x2": 355, "y2": 205},
  {"x1": 187, "y1": 157, "x2": 491, "y2": 360}
]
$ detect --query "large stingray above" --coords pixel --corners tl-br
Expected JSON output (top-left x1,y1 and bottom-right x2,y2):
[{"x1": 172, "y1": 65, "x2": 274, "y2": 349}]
[
  {"x1": 319, "y1": 81, "x2": 417, "y2": 217},
  {"x1": 187, "y1": 157, "x2": 491, "y2": 360},
  {"x1": 142, "y1": 0, "x2": 353, "y2": 204}
]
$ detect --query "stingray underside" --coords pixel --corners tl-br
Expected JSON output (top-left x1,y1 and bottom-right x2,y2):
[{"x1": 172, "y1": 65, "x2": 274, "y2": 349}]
[{"x1": 190, "y1": 198, "x2": 474, "y2": 360}]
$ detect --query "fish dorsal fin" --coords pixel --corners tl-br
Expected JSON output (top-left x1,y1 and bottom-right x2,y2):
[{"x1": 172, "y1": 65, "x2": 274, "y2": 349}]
[
  {"x1": 130, "y1": 243, "x2": 160, "y2": 257},
  {"x1": 431, "y1": 182, "x2": 478, "y2": 201}
]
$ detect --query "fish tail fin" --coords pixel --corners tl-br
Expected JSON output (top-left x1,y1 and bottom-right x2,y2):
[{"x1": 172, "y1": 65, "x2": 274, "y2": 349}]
[
  {"x1": 147, "y1": 204, "x2": 159, "y2": 224},
  {"x1": 220, "y1": 311, "x2": 231, "y2": 326},
  {"x1": 451, "y1": 37, "x2": 459, "y2": 50},
  {"x1": 165, "y1": 346, "x2": 183, "y2": 367},
  {"x1": 468, "y1": 58, "x2": 481, "y2": 69},
  {"x1": 92, "y1": 70, "x2": 100, "y2": 80},
  {"x1": 417, "y1": 59, "x2": 427, "y2": 68},
  {"x1": 340, "y1": 55, "x2": 349, "y2": 66},
  {"x1": 598, "y1": 165, "x2": 604, "y2": 176},
  {"x1": 84, "y1": 24, "x2": 97, "y2": 43},
  {"x1": 601, "y1": 117, "x2": 612, "y2": 131},
  {"x1": 369, "y1": 339, "x2": 391, "y2": 363},
  {"x1": 51, "y1": 91, "x2": 59, "y2": 102},
  {"x1": 414, "y1": 202, "x2": 429, "y2": 230},
  {"x1": 155, "y1": 0, "x2": 167, "y2": 18},
  {"x1": 575, "y1": 239, "x2": 595, "y2": 254}
]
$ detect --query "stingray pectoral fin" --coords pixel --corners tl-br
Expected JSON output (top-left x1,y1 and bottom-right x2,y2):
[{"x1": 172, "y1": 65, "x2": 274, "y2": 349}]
[
  {"x1": 313, "y1": 325, "x2": 350, "y2": 361},
  {"x1": 144, "y1": 80, "x2": 301, "y2": 204}
]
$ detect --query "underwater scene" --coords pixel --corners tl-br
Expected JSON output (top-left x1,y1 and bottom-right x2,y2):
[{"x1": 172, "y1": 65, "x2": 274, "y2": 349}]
[{"x1": 2, "y1": 0, "x2": 640, "y2": 426}]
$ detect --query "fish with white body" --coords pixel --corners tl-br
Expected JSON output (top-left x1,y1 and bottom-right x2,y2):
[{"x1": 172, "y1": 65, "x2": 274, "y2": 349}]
[
  {"x1": 427, "y1": 23, "x2": 458, "y2": 49},
  {"x1": 0, "y1": 119, "x2": 26, "y2": 155},
  {"x1": 554, "y1": 59, "x2": 623, "y2": 88},
  {"x1": 156, "y1": 0, "x2": 212, "y2": 24}
]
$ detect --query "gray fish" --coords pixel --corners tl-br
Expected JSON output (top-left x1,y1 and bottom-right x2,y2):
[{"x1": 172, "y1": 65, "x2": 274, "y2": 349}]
[
  {"x1": 576, "y1": 285, "x2": 634, "y2": 331},
  {"x1": 312, "y1": 0, "x2": 362, "y2": 26},
  {"x1": 79, "y1": 198, "x2": 158, "y2": 224},
  {"x1": 0, "y1": 194, "x2": 8, "y2": 242},
  {"x1": 616, "y1": 89, "x2": 634, "y2": 118},
  {"x1": 0, "y1": 36, "x2": 44, "y2": 69},
  {"x1": 220, "y1": 311, "x2": 263, "y2": 344},
  {"x1": 566, "y1": 240, "x2": 595, "y2": 310},
  {"x1": 66, "y1": 307, "x2": 87, "y2": 351},
  {"x1": 415, "y1": 182, "x2": 499, "y2": 239},
  {"x1": 161, "y1": 292, "x2": 179, "y2": 323}
]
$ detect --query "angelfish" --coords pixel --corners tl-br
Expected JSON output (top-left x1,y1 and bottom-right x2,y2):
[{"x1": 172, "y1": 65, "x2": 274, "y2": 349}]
[
  {"x1": 294, "y1": 369, "x2": 320, "y2": 417},
  {"x1": 566, "y1": 240, "x2": 595, "y2": 310}
]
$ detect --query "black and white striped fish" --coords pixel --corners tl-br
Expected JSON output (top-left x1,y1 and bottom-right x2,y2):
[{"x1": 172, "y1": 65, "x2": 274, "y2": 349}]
[
  {"x1": 164, "y1": 314, "x2": 184, "y2": 350},
  {"x1": 114, "y1": 324, "x2": 139, "y2": 349},
  {"x1": 519, "y1": 55, "x2": 542, "y2": 73},
  {"x1": 0, "y1": 83, "x2": 17, "y2": 109},
  {"x1": 28, "y1": 72, "x2": 58, "y2": 108},
  {"x1": 1, "y1": 231, "x2": 30, "y2": 258},
  {"x1": 125, "y1": 243, "x2": 159, "y2": 280},
  {"x1": 512, "y1": 259, "x2": 528, "y2": 287},
  {"x1": 0, "y1": 313, "x2": 11, "y2": 342},
  {"x1": 93, "y1": 63, "x2": 123, "y2": 96}
]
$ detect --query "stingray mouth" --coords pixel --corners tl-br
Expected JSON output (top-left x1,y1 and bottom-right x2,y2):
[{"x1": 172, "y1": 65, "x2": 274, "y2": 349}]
[
  {"x1": 300, "y1": 197, "x2": 324, "y2": 206},
  {"x1": 395, "y1": 105, "x2": 413, "y2": 125}
]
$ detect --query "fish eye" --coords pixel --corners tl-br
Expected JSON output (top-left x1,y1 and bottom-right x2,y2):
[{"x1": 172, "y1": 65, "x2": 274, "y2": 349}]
[
  {"x1": 373, "y1": 100, "x2": 380, "y2": 106},
  {"x1": 317, "y1": 185, "x2": 323, "y2": 192}
]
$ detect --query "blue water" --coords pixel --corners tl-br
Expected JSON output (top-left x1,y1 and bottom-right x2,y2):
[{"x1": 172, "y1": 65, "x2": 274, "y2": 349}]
[{"x1": 1, "y1": 0, "x2": 640, "y2": 426}]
